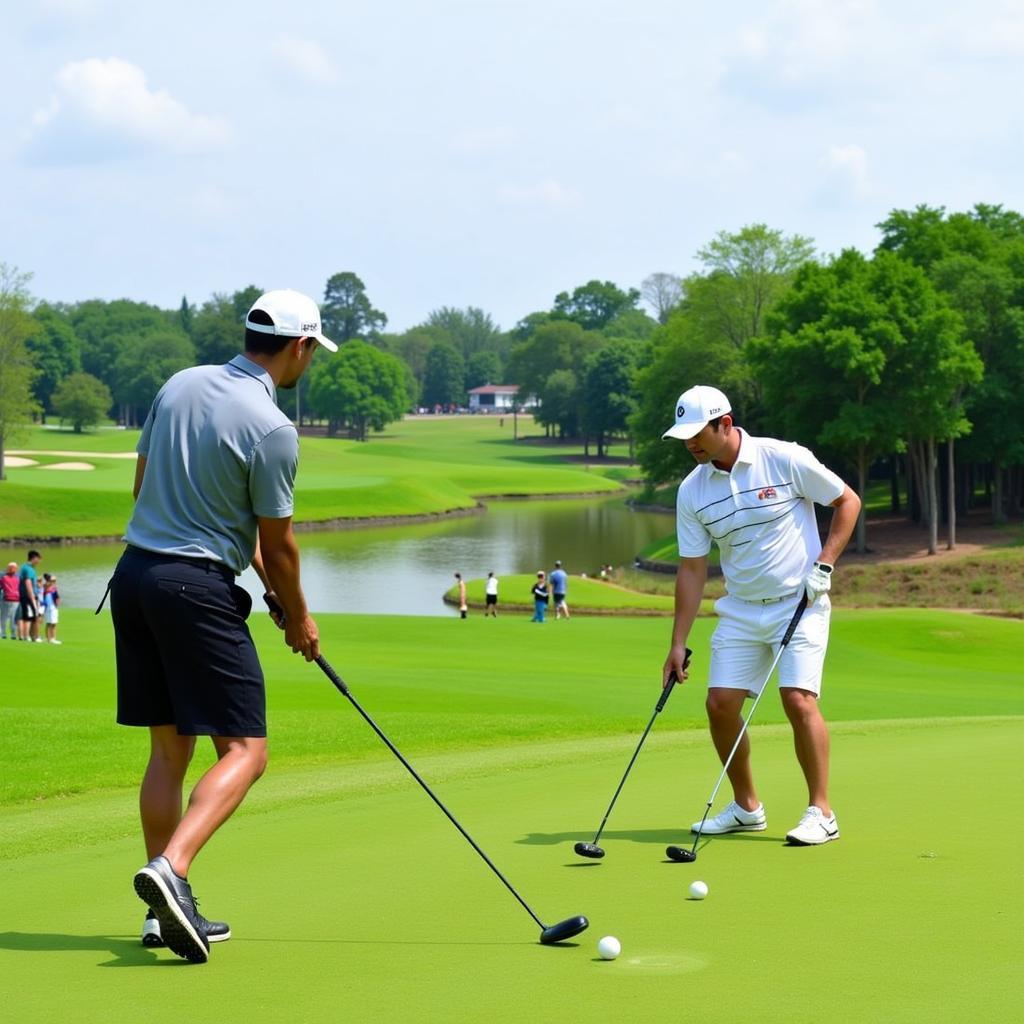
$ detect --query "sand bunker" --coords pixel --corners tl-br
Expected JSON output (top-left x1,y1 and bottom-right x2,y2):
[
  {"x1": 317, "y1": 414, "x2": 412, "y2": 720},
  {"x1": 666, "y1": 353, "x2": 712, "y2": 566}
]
[
  {"x1": 39, "y1": 462, "x2": 95, "y2": 471},
  {"x1": 5, "y1": 456, "x2": 39, "y2": 468}
]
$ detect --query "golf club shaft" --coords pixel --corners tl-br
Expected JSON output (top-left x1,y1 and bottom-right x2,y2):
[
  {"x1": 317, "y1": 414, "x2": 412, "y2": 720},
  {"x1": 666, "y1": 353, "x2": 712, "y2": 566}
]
[
  {"x1": 314, "y1": 655, "x2": 547, "y2": 930},
  {"x1": 699, "y1": 595, "x2": 809, "y2": 821},
  {"x1": 589, "y1": 654, "x2": 691, "y2": 845}
]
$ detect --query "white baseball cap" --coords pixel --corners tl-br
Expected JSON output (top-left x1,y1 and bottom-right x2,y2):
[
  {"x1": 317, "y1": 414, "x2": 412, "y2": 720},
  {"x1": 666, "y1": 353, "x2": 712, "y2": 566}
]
[
  {"x1": 662, "y1": 385, "x2": 732, "y2": 440},
  {"x1": 245, "y1": 289, "x2": 338, "y2": 352}
]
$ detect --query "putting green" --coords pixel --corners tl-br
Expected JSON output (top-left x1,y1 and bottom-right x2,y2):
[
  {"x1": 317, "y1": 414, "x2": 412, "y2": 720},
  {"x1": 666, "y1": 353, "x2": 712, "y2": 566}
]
[
  {"x1": 1, "y1": 608, "x2": 1021, "y2": 1021},
  {"x1": 0, "y1": 719, "x2": 1020, "y2": 1022}
]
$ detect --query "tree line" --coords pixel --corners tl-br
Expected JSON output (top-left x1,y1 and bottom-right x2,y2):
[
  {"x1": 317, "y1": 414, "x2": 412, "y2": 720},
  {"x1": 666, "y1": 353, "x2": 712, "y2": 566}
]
[{"x1": 2, "y1": 203, "x2": 1023, "y2": 549}]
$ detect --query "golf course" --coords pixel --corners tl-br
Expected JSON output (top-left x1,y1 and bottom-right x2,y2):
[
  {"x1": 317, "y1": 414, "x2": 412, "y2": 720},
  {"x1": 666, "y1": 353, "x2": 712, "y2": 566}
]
[{"x1": 1, "y1": 418, "x2": 1022, "y2": 1023}]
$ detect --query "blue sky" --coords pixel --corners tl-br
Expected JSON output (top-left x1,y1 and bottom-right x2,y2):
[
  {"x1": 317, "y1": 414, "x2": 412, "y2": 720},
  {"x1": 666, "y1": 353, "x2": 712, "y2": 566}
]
[{"x1": 3, "y1": 0, "x2": 1023, "y2": 331}]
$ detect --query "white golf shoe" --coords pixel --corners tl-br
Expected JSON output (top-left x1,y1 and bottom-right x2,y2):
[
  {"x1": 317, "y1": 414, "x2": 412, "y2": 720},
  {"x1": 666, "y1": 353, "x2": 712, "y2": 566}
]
[
  {"x1": 691, "y1": 801, "x2": 767, "y2": 835},
  {"x1": 785, "y1": 806, "x2": 839, "y2": 846}
]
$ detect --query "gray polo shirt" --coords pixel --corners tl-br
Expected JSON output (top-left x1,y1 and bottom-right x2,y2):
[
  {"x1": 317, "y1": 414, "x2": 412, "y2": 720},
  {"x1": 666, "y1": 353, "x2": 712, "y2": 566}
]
[{"x1": 126, "y1": 354, "x2": 299, "y2": 574}]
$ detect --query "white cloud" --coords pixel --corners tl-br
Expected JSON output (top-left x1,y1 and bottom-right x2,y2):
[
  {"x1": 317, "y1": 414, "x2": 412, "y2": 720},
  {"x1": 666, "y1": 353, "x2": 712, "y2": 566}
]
[
  {"x1": 271, "y1": 35, "x2": 338, "y2": 85},
  {"x1": 26, "y1": 57, "x2": 229, "y2": 163},
  {"x1": 496, "y1": 179, "x2": 583, "y2": 207},
  {"x1": 823, "y1": 143, "x2": 870, "y2": 197}
]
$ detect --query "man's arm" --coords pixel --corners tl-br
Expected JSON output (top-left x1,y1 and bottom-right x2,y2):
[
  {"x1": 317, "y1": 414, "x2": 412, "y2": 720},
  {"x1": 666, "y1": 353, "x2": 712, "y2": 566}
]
[
  {"x1": 662, "y1": 555, "x2": 707, "y2": 686},
  {"x1": 818, "y1": 484, "x2": 861, "y2": 566},
  {"x1": 256, "y1": 515, "x2": 319, "y2": 662},
  {"x1": 132, "y1": 455, "x2": 147, "y2": 500}
]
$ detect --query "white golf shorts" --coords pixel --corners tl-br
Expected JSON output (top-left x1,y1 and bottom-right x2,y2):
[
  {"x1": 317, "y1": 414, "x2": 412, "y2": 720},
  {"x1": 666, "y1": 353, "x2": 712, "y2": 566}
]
[{"x1": 708, "y1": 593, "x2": 831, "y2": 697}]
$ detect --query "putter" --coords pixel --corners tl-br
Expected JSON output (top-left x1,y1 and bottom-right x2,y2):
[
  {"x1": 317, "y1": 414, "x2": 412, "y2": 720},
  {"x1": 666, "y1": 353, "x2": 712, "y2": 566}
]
[
  {"x1": 666, "y1": 595, "x2": 808, "y2": 863},
  {"x1": 574, "y1": 650, "x2": 692, "y2": 860},
  {"x1": 314, "y1": 653, "x2": 589, "y2": 945}
]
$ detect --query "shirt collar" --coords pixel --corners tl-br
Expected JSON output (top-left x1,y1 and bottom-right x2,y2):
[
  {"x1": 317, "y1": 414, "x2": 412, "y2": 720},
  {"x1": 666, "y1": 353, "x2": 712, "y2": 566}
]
[
  {"x1": 709, "y1": 428, "x2": 754, "y2": 475},
  {"x1": 229, "y1": 354, "x2": 276, "y2": 401}
]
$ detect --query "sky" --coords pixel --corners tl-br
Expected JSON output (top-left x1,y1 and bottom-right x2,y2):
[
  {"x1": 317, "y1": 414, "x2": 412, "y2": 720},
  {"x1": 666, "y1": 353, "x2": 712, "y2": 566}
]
[{"x1": 3, "y1": 0, "x2": 1023, "y2": 332}]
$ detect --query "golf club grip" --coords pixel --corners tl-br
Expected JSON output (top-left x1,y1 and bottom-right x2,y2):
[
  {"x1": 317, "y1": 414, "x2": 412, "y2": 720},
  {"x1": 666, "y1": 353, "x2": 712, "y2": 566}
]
[
  {"x1": 315, "y1": 654, "x2": 350, "y2": 696},
  {"x1": 656, "y1": 648, "x2": 693, "y2": 712},
  {"x1": 780, "y1": 594, "x2": 809, "y2": 646}
]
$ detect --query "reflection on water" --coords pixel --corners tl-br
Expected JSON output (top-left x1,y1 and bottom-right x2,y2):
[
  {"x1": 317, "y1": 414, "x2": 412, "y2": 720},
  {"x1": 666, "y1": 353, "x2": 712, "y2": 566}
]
[{"x1": 35, "y1": 496, "x2": 675, "y2": 617}]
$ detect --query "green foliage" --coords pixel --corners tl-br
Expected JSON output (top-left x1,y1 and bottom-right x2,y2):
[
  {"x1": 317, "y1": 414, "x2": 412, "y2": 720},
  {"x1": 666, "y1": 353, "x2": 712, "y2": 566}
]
[
  {"x1": 422, "y1": 342, "x2": 465, "y2": 407},
  {"x1": 115, "y1": 331, "x2": 196, "y2": 420},
  {"x1": 466, "y1": 349, "x2": 501, "y2": 389},
  {"x1": 553, "y1": 279, "x2": 641, "y2": 331},
  {"x1": 0, "y1": 264, "x2": 40, "y2": 478},
  {"x1": 582, "y1": 339, "x2": 642, "y2": 454},
  {"x1": 50, "y1": 372, "x2": 113, "y2": 433},
  {"x1": 425, "y1": 306, "x2": 506, "y2": 361},
  {"x1": 26, "y1": 303, "x2": 81, "y2": 417},
  {"x1": 321, "y1": 272, "x2": 387, "y2": 342},
  {"x1": 190, "y1": 286, "x2": 262, "y2": 364},
  {"x1": 306, "y1": 340, "x2": 409, "y2": 440}
]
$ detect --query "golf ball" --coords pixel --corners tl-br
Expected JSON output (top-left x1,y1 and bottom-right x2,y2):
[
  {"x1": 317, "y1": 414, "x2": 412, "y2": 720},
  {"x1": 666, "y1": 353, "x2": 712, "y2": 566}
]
[
  {"x1": 597, "y1": 935, "x2": 621, "y2": 960},
  {"x1": 688, "y1": 880, "x2": 709, "y2": 900}
]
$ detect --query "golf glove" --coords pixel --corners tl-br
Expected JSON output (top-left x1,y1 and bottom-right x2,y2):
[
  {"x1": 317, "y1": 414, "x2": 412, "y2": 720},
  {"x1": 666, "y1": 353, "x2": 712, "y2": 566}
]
[{"x1": 804, "y1": 562, "x2": 833, "y2": 603}]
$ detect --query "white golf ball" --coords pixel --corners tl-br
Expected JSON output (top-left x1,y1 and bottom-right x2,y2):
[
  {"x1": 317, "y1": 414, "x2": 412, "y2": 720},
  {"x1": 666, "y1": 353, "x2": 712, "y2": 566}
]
[
  {"x1": 689, "y1": 880, "x2": 709, "y2": 900},
  {"x1": 597, "y1": 935, "x2": 621, "y2": 960}
]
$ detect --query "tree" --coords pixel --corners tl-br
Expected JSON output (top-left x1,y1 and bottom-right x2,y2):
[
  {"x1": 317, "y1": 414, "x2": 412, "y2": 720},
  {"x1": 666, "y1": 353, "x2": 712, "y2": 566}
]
[
  {"x1": 51, "y1": 372, "x2": 113, "y2": 433},
  {"x1": 190, "y1": 286, "x2": 263, "y2": 365},
  {"x1": 466, "y1": 350, "x2": 501, "y2": 390},
  {"x1": 534, "y1": 368, "x2": 579, "y2": 437},
  {"x1": 749, "y1": 250, "x2": 913, "y2": 552},
  {"x1": 0, "y1": 264, "x2": 39, "y2": 480},
  {"x1": 27, "y1": 303, "x2": 81, "y2": 420},
  {"x1": 582, "y1": 339, "x2": 641, "y2": 456},
  {"x1": 306, "y1": 341, "x2": 409, "y2": 440},
  {"x1": 422, "y1": 343, "x2": 466, "y2": 407},
  {"x1": 553, "y1": 280, "x2": 641, "y2": 331},
  {"x1": 321, "y1": 272, "x2": 387, "y2": 343},
  {"x1": 641, "y1": 272, "x2": 684, "y2": 324},
  {"x1": 425, "y1": 306, "x2": 505, "y2": 361},
  {"x1": 115, "y1": 331, "x2": 196, "y2": 425}
]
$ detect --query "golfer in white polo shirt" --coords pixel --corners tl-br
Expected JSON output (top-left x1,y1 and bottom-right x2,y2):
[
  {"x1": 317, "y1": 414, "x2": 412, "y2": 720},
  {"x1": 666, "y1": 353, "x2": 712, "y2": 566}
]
[{"x1": 661, "y1": 385, "x2": 861, "y2": 846}]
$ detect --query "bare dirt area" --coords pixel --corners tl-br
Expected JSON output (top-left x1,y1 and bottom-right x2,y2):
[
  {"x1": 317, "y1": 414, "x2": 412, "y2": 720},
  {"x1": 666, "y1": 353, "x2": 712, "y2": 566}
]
[{"x1": 843, "y1": 511, "x2": 1023, "y2": 565}]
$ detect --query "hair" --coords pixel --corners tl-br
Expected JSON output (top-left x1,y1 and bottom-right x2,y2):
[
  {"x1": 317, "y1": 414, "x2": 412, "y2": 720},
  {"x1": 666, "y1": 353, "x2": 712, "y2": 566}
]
[
  {"x1": 27, "y1": 549, "x2": 41, "y2": 561},
  {"x1": 244, "y1": 309, "x2": 294, "y2": 356},
  {"x1": 454, "y1": 572, "x2": 461, "y2": 579},
  {"x1": 707, "y1": 415, "x2": 729, "y2": 431}
]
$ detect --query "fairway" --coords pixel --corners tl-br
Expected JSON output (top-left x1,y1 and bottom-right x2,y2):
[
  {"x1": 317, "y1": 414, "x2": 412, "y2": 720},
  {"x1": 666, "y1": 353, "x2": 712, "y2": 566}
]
[{"x1": 1, "y1": 608, "x2": 1022, "y2": 1021}]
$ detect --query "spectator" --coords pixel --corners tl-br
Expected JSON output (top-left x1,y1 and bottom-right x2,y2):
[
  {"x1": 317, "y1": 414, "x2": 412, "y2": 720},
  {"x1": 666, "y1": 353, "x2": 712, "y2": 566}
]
[
  {"x1": 484, "y1": 572, "x2": 499, "y2": 617},
  {"x1": 550, "y1": 560, "x2": 570, "y2": 620},
  {"x1": 43, "y1": 575, "x2": 62, "y2": 644},
  {"x1": 530, "y1": 571, "x2": 549, "y2": 623},
  {"x1": 1, "y1": 562, "x2": 19, "y2": 639},
  {"x1": 18, "y1": 550, "x2": 42, "y2": 643},
  {"x1": 455, "y1": 572, "x2": 468, "y2": 619}
]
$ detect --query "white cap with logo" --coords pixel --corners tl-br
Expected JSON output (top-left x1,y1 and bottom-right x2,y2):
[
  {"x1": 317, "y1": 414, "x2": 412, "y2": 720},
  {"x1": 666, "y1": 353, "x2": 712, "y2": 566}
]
[
  {"x1": 662, "y1": 385, "x2": 732, "y2": 440},
  {"x1": 245, "y1": 289, "x2": 338, "y2": 352}
]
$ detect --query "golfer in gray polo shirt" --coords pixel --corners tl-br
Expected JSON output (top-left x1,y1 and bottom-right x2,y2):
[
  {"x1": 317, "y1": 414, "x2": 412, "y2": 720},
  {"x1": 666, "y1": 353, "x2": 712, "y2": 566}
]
[{"x1": 112, "y1": 288, "x2": 337, "y2": 964}]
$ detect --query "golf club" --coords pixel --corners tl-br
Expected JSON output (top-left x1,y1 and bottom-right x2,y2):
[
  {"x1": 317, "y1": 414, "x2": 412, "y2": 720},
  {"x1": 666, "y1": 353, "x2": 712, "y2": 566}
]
[
  {"x1": 574, "y1": 650, "x2": 692, "y2": 860},
  {"x1": 666, "y1": 595, "x2": 808, "y2": 863},
  {"x1": 314, "y1": 653, "x2": 589, "y2": 945}
]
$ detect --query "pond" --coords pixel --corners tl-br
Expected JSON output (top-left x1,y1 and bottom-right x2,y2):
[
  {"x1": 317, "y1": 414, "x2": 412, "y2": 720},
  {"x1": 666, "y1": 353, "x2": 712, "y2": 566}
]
[{"x1": 34, "y1": 495, "x2": 675, "y2": 617}]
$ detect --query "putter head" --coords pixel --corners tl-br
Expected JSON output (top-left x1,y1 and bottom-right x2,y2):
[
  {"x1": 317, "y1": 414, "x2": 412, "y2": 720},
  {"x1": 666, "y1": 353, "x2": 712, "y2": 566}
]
[
  {"x1": 574, "y1": 841, "x2": 605, "y2": 859},
  {"x1": 665, "y1": 845, "x2": 698, "y2": 863},
  {"x1": 539, "y1": 915, "x2": 589, "y2": 945}
]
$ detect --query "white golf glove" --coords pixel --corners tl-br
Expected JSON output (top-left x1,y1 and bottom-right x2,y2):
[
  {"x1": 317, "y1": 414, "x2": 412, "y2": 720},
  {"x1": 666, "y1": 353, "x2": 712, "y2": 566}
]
[{"x1": 804, "y1": 561, "x2": 833, "y2": 603}]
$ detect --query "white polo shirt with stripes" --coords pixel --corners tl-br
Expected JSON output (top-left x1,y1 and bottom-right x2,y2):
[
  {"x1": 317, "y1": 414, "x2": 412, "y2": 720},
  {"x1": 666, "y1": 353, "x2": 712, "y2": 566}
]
[{"x1": 675, "y1": 430, "x2": 845, "y2": 601}]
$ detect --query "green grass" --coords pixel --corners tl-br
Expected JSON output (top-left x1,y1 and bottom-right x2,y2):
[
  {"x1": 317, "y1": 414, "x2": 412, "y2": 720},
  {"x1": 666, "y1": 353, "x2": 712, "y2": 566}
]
[
  {"x1": 446, "y1": 574, "x2": 685, "y2": 614},
  {"x1": 0, "y1": 608, "x2": 1021, "y2": 1022},
  {"x1": 0, "y1": 419, "x2": 624, "y2": 539}
]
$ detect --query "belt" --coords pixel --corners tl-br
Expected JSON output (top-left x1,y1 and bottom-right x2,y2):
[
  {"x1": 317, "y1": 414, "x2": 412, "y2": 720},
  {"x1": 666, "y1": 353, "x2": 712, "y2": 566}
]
[
  {"x1": 733, "y1": 590, "x2": 801, "y2": 605},
  {"x1": 125, "y1": 545, "x2": 234, "y2": 578}
]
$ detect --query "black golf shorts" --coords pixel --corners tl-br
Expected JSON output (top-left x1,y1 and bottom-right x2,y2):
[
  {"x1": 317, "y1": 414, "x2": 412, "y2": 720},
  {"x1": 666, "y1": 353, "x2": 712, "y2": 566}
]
[
  {"x1": 19, "y1": 598, "x2": 37, "y2": 620},
  {"x1": 485, "y1": 594, "x2": 497, "y2": 605},
  {"x1": 111, "y1": 546, "x2": 266, "y2": 737}
]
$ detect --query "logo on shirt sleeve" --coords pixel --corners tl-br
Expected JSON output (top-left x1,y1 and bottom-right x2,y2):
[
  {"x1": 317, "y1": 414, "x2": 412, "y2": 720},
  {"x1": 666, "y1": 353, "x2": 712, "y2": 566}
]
[{"x1": 757, "y1": 487, "x2": 777, "y2": 500}]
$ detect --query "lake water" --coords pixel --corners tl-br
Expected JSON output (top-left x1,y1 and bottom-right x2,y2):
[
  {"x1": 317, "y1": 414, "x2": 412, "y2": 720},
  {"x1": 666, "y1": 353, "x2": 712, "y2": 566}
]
[{"x1": 35, "y1": 495, "x2": 675, "y2": 617}]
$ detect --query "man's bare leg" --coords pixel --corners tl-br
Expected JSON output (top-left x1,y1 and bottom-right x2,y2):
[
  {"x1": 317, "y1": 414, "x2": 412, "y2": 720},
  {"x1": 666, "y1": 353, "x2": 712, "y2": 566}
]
[
  {"x1": 781, "y1": 687, "x2": 831, "y2": 814},
  {"x1": 706, "y1": 687, "x2": 760, "y2": 810}
]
